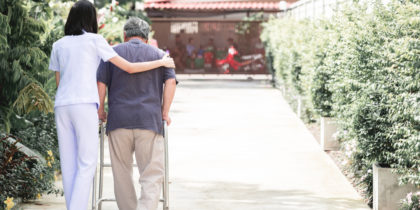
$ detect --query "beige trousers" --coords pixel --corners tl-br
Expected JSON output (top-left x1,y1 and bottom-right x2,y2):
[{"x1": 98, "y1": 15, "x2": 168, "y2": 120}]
[{"x1": 108, "y1": 128, "x2": 164, "y2": 210}]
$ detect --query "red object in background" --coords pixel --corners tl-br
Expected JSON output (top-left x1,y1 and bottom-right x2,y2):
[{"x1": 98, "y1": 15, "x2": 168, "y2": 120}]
[
  {"x1": 110, "y1": 5, "x2": 113, "y2": 12},
  {"x1": 149, "y1": 38, "x2": 158, "y2": 48},
  {"x1": 99, "y1": 23, "x2": 105, "y2": 30},
  {"x1": 216, "y1": 46, "x2": 241, "y2": 70},
  {"x1": 204, "y1": 52, "x2": 213, "y2": 64}
]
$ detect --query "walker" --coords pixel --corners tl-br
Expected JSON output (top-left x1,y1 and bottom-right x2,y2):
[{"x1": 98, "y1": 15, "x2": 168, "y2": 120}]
[{"x1": 91, "y1": 121, "x2": 170, "y2": 210}]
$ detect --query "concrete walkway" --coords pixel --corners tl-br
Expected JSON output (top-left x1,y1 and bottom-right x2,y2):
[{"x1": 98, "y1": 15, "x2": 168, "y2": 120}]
[{"x1": 21, "y1": 75, "x2": 370, "y2": 210}]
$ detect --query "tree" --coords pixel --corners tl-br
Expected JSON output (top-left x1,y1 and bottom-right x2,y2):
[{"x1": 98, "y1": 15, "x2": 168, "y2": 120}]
[{"x1": 0, "y1": 0, "x2": 54, "y2": 133}]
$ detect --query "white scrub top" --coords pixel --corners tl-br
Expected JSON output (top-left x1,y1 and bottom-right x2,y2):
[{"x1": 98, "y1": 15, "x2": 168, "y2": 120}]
[{"x1": 49, "y1": 32, "x2": 117, "y2": 108}]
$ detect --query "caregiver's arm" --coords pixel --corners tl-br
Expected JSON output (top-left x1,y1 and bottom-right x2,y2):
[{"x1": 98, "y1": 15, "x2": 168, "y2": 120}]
[
  {"x1": 55, "y1": 72, "x2": 60, "y2": 87},
  {"x1": 97, "y1": 82, "x2": 107, "y2": 122},
  {"x1": 162, "y1": 78, "x2": 176, "y2": 126},
  {"x1": 109, "y1": 54, "x2": 175, "y2": 74}
]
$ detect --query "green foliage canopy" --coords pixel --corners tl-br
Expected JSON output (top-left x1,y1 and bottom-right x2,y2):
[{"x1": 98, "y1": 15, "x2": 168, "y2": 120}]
[
  {"x1": 261, "y1": 0, "x2": 420, "y2": 206},
  {"x1": 0, "y1": 0, "x2": 54, "y2": 133}
]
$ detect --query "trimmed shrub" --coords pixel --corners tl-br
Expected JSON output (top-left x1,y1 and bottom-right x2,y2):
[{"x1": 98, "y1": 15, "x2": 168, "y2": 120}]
[
  {"x1": 262, "y1": 0, "x2": 420, "y2": 206},
  {"x1": 261, "y1": 18, "x2": 318, "y2": 122}
]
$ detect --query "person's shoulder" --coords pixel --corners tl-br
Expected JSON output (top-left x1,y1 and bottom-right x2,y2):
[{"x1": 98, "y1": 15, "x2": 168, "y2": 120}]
[
  {"x1": 112, "y1": 42, "x2": 129, "y2": 54},
  {"x1": 114, "y1": 42, "x2": 129, "y2": 49},
  {"x1": 83, "y1": 33, "x2": 110, "y2": 45},
  {"x1": 52, "y1": 36, "x2": 68, "y2": 48},
  {"x1": 142, "y1": 43, "x2": 165, "y2": 58},
  {"x1": 84, "y1": 32, "x2": 100, "y2": 38}
]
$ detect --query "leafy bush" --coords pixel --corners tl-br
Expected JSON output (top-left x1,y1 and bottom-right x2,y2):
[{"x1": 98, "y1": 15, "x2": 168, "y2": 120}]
[
  {"x1": 329, "y1": 3, "x2": 420, "y2": 204},
  {"x1": 11, "y1": 112, "x2": 60, "y2": 170},
  {"x1": 401, "y1": 191, "x2": 420, "y2": 210},
  {"x1": 0, "y1": 135, "x2": 60, "y2": 209},
  {"x1": 0, "y1": 0, "x2": 62, "y2": 206},
  {"x1": 98, "y1": 2, "x2": 150, "y2": 45},
  {"x1": 0, "y1": 0, "x2": 54, "y2": 132},
  {"x1": 310, "y1": 21, "x2": 339, "y2": 118},
  {"x1": 261, "y1": 18, "x2": 318, "y2": 122},
  {"x1": 261, "y1": 0, "x2": 420, "y2": 206}
]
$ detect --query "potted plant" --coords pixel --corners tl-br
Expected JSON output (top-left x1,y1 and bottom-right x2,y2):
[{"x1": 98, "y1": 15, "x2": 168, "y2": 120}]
[
  {"x1": 373, "y1": 163, "x2": 417, "y2": 210},
  {"x1": 311, "y1": 51, "x2": 339, "y2": 151}
]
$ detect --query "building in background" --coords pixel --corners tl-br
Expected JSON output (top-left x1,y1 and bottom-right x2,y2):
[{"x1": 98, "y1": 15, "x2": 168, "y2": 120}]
[{"x1": 144, "y1": 0, "x2": 295, "y2": 74}]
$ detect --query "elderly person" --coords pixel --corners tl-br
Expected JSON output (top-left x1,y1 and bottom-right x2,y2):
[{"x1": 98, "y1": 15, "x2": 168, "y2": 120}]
[{"x1": 97, "y1": 17, "x2": 176, "y2": 210}]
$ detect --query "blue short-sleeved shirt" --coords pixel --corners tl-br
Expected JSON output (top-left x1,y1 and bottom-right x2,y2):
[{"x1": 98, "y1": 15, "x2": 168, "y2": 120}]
[
  {"x1": 97, "y1": 39, "x2": 176, "y2": 134},
  {"x1": 49, "y1": 32, "x2": 117, "y2": 108}
]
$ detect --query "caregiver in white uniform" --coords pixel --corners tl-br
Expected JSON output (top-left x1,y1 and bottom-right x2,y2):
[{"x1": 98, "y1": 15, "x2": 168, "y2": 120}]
[{"x1": 48, "y1": 1, "x2": 175, "y2": 210}]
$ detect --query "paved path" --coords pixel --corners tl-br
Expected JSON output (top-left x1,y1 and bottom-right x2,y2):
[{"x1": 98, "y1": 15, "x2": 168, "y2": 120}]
[{"x1": 22, "y1": 75, "x2": 369, "y2": 210}]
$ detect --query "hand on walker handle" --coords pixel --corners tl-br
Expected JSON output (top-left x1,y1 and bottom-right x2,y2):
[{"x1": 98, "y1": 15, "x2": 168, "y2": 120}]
[
  {"x1": 98, "y1": 109, "x2": 107, "y2": 123},
  {"x1": 163, "y1": 114, "x2": 171, "y2": 126},
  {"x1": 161, "y1": 54, "x2": 175, "y2": 69}
]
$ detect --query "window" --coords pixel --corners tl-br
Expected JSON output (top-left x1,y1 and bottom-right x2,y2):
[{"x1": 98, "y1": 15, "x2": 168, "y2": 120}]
[{"x1": 170, "y1": 22, "x2": 198, "y2": 34}]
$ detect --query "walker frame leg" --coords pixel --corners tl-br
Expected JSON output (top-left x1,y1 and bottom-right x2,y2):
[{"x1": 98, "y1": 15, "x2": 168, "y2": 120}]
[
  {"x1": 92, "y1": 121, "x2": 169, "y2": 210},
  {"x1": 98, "y1": 123, "x2": 105, "y2": 210},
  {"x1": 163, "y1": 121, "x2": 169, "y2": 210}
]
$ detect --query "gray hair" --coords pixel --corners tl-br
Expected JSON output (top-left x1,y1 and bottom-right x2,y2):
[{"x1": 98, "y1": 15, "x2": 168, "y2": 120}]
[{"x1": 124, "y1": 17, "x2": 150, "y2": 40}]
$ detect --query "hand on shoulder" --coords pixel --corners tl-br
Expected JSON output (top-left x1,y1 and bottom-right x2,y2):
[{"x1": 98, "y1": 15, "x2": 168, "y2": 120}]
[{"x1": 161, "y1": 54, "x2": 175, "y2": 69}]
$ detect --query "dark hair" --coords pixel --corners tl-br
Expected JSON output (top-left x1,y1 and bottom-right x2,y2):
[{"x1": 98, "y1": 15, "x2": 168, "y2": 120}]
[
  {"x1": 227, "y1": 38, "x2": 237, "y2": 48},
  {"x1": 65, "y1": 0, "x2": 98, "y2": 35}
]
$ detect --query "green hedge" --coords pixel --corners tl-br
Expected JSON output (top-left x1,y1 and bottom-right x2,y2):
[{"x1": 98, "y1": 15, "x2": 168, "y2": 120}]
[
  {"x1": 262, "y1": 0, "x2": 420, "y2": 206},
  {"x1": 0, "y1": 0, "x2": 62, "y2": 207},
  {"x1": 261, "y1": 18, "x2": 320, "y2": 122}
]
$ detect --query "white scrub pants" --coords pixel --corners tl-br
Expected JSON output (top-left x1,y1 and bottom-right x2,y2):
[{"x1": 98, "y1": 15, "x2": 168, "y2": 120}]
[{"x1": 55, "y1": 103, "x2": 98, "y2": 210}]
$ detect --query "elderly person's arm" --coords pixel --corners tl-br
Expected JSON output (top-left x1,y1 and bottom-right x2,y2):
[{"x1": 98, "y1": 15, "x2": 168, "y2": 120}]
[
  {"x1": 162, "y1": 78, "x2": 176, "y2": 126},
  {"x1": 97, "y1": 60, "x2": 110, "y2": 122},
  {"x1": 97, "y1": 81, "x2": 107, "y2": 122},
  {"x1": 55, "y1": 72, "x2": 60, "y2": 87}
]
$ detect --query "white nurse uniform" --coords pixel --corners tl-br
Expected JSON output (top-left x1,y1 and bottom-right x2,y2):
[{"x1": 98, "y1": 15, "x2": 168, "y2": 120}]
[{"x1": 49, "y1": 31, "x2": 117, "y2": 210}]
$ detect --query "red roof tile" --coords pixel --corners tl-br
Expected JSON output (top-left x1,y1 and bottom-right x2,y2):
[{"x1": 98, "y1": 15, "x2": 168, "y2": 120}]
[{"x1": 144, "y1": 1, "x2": 290, "y2": 12}]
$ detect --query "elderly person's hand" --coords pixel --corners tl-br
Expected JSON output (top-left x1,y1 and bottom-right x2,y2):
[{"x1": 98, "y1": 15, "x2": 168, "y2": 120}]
[
  {"x1": 161, "y1": 54, "x2": 175, "y2": 69},
  {"x1": 162, "y1": 113, "x2": 171, "y2": 126},
  {"x1": 98, "y1": 107, "x2": 107, "y2": 123}
]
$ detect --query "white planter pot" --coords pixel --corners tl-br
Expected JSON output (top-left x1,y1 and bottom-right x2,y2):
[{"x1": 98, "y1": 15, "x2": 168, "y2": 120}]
[
  {"x1": 320, "y1": 117, "x2": 339, "y2": 151},
  {"x1": 373, "y1": 163, "x2": 417, "y2": 210},
  {"x1": 297, "y1": 95, "x2": 302, "y2": 118}
]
